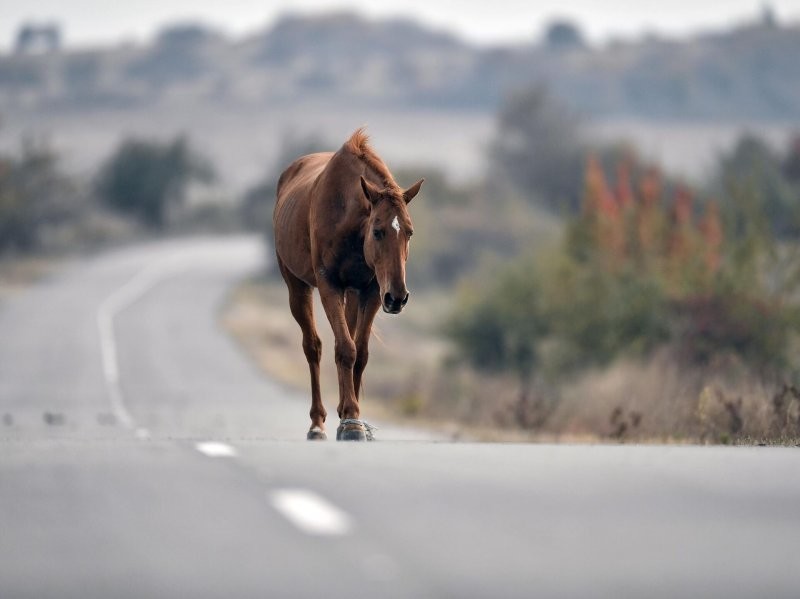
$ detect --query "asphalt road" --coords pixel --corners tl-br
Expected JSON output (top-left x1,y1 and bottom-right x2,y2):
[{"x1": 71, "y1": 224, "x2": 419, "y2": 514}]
[{"x1": 1, "y1": 235, "x2": 799, "y2": 598}]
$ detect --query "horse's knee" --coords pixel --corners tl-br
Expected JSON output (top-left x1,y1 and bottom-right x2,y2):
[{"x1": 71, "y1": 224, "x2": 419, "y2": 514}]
[
  {"x1": 302, "y1": 334, "x2": 322, "y2": 364},
  {"x1": 334, "y1": 338, "x2": 357, "y2": 370}
]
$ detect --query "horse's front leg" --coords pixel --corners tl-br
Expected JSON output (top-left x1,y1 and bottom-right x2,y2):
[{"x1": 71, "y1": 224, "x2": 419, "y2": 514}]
[
  {"x1": 317, "y1": 281, "x2": 364, "y2": 440},
  {"x1": 353, "y1": 289, "x2": 382, "y2": 401}
]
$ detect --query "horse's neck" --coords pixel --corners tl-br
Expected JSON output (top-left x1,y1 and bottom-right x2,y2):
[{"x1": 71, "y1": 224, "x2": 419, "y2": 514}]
[
  {"x1": 333, "y1": 200, "x2": 367, "y2": 241},
  {"x1": 317, "y1": 152, "x2": 371, "y2": 238}
]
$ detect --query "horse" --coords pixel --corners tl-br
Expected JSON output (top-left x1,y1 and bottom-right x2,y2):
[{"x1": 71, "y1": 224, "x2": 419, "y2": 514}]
[{"x1": 273, "y1": 128, "x2": 424, "y2": 441}]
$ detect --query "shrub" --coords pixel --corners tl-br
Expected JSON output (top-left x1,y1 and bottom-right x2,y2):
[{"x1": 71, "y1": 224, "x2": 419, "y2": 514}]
[
  {"x1": 445, "y1": 256, "x2": 547, "y2": 385},
  {"x1": 95, "y1": 136, "x2": 213, "y2": 228},
  {"x1": 446, "y1": 151, "x2": 800, "y2": 386},
  {"x1": 715, "y1": 134, "x2": 800, "y2": 238},
  {"x1": 540, "y1": 259, "x2": 670, "y2": 371},
  {"x1": 0, "y1": 140, "x2": 83, "y2": 252}
]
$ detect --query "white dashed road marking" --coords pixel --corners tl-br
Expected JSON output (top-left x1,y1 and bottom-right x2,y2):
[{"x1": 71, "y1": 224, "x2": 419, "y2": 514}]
[
  {"x1": 95, "y1": 246, "x2": 358, "y2": 542},
  {"x1": 270, "y1": 489, "x2": 353, "y2": 536},
  {"x1": 195, "y1": 441, "x2": 239, "y2": 458},
  {"x1": 96, "y1": 257, "x2": 184, "y2": 432}
]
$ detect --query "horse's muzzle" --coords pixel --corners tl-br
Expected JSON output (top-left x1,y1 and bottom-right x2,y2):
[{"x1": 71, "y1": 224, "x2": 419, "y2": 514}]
[{"x1": 383, "y1": 291, "x2": 409, "y2": 314}]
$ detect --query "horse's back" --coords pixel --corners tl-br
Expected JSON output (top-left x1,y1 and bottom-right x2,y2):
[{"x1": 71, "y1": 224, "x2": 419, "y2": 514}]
[
  {"x1": 275, "y1": 152, "x2": 333, "y2": 210},
  {"x1": 273, "y1": 152, "x2": 334, "y2": 285}
]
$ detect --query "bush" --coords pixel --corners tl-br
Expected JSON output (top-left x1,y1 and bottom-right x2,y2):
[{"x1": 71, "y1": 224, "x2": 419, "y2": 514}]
[
  {"x1": 446, "y1": 152, "x2": 800, "y2": 385},
  {"x1": 540, "y1": 259, "x2": 670, "y2": 372},
  {"x1": 0, "y1": 139, "x2": 84, "y2": 253},
  {"x1": 714, "y1": 134, "x2": 800, "y2": 238},
  {"x1": 95, "y1": 136, "x2": 213, "y2": 228},
  {"x1": 673, "y1": 293, "x2": 791, "y2": 369},
  {"x1": 445, "y1": 256, "x2": 548, "y2": 394}
]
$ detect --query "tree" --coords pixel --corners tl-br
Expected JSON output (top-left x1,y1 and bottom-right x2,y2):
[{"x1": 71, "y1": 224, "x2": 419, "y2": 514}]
[
  {"x1": 450, "y1": 152, "x2": 800, "y2": 387},
  {"x1": 0, "y1": 139, "x2": 80, "y2": 252},
  {"x1": 95, "y1": 136, "x2": 213, "y2": 228},
  {"x1": 715, "y1": 134, "x2": 800, "y2": 237},
  {"x1": 781, "y1": 133, "x2": 800, "y2": 183},
  {"x1": 544, "y1": 20, "x2": 586, "y2": 51},
  {"x1": 557, "y1": 154, "x2": 799, "y2": 370},
  {"x1": 489, "y1": 86, "x2": 586, "y2": 213}
]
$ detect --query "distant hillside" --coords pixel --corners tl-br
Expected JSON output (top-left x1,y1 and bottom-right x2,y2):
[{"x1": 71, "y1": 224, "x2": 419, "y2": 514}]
[{"x1": 2, "y1": 11, "x2": 800, "y2": 120}]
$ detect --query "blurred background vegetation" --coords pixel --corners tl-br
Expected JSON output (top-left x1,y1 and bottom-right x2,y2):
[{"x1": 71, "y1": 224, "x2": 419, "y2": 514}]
[{"x1": 2, "y1": 5, "x2": 800, "y2": 443}]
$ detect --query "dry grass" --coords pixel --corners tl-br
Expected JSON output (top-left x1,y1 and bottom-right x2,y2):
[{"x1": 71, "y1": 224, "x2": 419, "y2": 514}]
[
  {"x1": 548, "y1": 353, "x2": 800, "y2": 445},
  {"x1": 220, "y1": 284, "x2": 613, "y2": 442},
  {"x1": 550, "y1": 354, "x2": 699, "y2": 441},
  {"x1": 221, "y1": 276, "x2": 451, "y2": 421},
  {"x1": 0, "y1": 257, "x2": 57, "y2": 302},
  {"x1": 222, "y1": 278, "x2": 800, "y2": 445},
  {"x1": 435, "y1": 352, "x2": 800, "y2": 445}
]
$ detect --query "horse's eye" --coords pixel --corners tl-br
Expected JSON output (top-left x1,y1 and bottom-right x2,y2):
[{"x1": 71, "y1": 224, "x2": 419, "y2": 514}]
[
  {"x1": 373, "y1": 229, "x2": 385, "y2": 241},
  {"x1": 408, "y1": 230, "x2": 414, "y2": 238}
]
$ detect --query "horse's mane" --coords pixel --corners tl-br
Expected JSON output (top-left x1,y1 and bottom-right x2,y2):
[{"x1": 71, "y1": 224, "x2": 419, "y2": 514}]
[{"x1": 344, "y1": 127, "x2": 399, "y2": 191}]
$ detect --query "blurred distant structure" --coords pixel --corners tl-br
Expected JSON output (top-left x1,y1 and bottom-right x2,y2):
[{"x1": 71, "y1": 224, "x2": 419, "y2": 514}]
[
  {"x1": 0, "y1": 9, "x2": 798, "y2": 196},
  {"x1": 14, "y1": 23, "x2": 61, "y2": 55},
  {"x1": 761, "y1": 3, "x2": 778, "y2": 27},
  {"x1": 1, "y1": 10, "x2": 799, "y2": 118},
  {"x1": 126, "y1": 23, "x2": 223, "y2": 89},
  {"x1": 544, "y1": 20, "x2": 586, "y2": 50}
]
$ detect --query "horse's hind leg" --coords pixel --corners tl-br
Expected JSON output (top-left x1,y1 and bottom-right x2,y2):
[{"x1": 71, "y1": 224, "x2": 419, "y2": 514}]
[{"x1": 277, "y1": 259, "x2": 326, "y2": 440}]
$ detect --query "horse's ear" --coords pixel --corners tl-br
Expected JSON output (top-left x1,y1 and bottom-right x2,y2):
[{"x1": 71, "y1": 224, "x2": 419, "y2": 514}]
[
  {"x1": 403, "y1": 178, "x2": 424, "y2": 204},
  {"x1": 360, "y1": 175, "x2": 380, "y2": 206}
]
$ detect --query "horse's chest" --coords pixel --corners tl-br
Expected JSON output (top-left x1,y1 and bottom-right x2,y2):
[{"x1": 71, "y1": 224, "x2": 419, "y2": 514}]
[
  {"x1": 325, "y1": 233, "x2": 372, "y2": 289},
  {"x1": 336, "y1": 250, "x2": 373, "y2": 289}
]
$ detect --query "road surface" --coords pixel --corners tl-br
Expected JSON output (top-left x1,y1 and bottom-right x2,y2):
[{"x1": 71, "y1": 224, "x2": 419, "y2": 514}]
[{"x1": 1, "y1": 235, "x2": 798, "y2": 598}]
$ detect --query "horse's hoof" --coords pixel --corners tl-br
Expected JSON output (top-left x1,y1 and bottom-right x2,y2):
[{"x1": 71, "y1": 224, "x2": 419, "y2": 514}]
[
  {"x1": 336, "y1": 419, "x2": 376, "y2": 441},
  {"x1": 307, "y1": 427, "x2": 327, "y2": 441},
  {"x1": 337, "y1": 423, "x2": 367, "y2": 441}
]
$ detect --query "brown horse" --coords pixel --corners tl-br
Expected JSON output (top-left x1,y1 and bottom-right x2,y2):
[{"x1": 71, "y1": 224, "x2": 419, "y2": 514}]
[{"x1": 273, "y1": 128, "x2": 424, "y2": 441}]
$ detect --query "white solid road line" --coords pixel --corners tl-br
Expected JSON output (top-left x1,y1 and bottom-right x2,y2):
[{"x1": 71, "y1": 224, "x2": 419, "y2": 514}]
[
  {"x1": 270, "y1": 489, "x2": 354, "y2": 536},
  {"x1": 195, "y1": 441, "x2": 239, "y2": 458},
  {"x1": 96, "y1": 256, "x2": 185, "y2": 432}
]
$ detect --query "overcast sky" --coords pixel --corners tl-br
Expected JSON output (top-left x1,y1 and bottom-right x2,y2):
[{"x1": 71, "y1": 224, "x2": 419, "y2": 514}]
[{"x1": 2, "y1": 0, "x2": 800, "y2": 51}]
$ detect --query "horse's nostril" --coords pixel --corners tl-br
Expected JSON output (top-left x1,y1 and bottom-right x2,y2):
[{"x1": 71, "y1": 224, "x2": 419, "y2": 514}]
[{"x1": 383, "y1": 291, "x2": 407, "y2": 311}]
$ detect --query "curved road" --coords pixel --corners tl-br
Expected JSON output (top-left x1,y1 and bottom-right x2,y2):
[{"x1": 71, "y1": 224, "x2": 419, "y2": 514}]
[{"x1": 1, "y1": 235, "x2": 798, "y2": 598}]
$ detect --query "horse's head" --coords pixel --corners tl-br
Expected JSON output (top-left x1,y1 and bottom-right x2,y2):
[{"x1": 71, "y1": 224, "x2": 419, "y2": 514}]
[{"x1": 360, "y1": 175, "x2": 424, "y2": 314}]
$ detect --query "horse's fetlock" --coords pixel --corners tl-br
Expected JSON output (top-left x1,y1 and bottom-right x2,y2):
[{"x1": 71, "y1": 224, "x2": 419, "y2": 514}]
[
  {"x1": 310, "y1": 406, "x2": 327, "y2": 423},
  {"x1": 340, "y1": 400, "x2": 360, "y2": 420}
]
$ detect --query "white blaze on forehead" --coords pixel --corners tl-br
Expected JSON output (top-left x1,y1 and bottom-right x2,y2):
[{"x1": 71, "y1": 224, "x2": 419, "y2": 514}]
[{"x1": 391, "y1": 215, "x2": 401, "y2": 236}]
